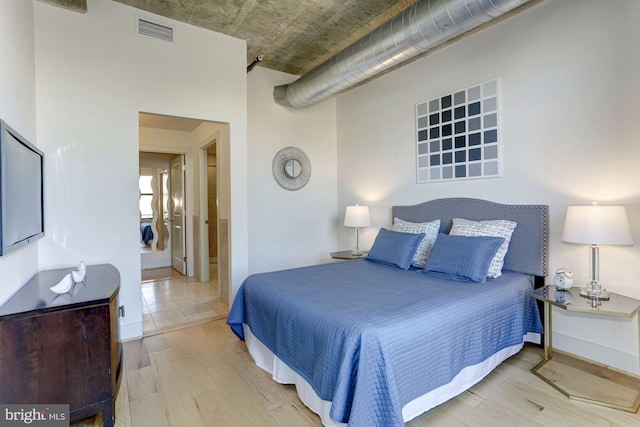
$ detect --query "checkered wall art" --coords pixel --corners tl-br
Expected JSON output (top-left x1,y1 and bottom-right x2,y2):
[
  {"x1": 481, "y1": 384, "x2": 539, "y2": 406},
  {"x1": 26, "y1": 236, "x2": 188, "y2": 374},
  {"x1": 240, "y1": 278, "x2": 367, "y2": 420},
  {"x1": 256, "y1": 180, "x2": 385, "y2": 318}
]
[{"x1": 416, "y1": 79, "x2": 500, "y2": 183}]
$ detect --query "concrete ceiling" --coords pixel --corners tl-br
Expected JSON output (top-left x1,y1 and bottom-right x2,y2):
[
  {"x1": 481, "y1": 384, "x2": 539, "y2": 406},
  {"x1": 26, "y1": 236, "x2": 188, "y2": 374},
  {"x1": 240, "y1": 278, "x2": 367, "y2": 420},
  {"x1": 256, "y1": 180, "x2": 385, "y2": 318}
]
[{"x1": 42, "y1": 0, "x2": 418, "y2": 76}]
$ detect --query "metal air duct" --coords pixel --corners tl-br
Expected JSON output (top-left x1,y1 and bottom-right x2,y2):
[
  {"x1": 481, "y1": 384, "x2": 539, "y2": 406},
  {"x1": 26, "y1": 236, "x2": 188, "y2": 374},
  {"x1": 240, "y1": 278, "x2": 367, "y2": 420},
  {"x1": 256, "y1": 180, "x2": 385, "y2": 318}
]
[{"x1": 274, "y1": 0, "x2": 531, "y2": 109}]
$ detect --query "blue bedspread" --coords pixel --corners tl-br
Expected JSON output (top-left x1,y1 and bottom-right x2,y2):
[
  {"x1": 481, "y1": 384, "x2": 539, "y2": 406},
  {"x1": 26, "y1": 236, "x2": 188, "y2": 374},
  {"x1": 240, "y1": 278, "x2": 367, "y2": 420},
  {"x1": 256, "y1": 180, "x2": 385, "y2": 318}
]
[
  {"x1": 227, "y1": 259, "x2": 542, "y2": 426},
  {"x1": 140, "y1": 222, "x2": 153, "y2": 244}
]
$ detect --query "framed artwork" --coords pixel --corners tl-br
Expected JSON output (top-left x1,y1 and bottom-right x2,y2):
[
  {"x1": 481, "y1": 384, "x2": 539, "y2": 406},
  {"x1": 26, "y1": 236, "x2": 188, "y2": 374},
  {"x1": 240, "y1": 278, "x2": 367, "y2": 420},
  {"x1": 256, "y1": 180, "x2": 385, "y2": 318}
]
[{"x1": 416, "y1": 79, "x2": 500, "y2": 183}]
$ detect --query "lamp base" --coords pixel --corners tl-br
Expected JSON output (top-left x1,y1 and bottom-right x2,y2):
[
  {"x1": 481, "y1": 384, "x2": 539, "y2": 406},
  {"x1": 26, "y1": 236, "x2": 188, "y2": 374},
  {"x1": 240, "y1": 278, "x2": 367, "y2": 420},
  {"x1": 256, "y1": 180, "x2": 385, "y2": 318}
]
[
  {"x1": 351, "y1": 250, "x2": 364, "y2": 256},
  {"x1": 579, "y1": 285, "x2": 610, "y2": 301}
]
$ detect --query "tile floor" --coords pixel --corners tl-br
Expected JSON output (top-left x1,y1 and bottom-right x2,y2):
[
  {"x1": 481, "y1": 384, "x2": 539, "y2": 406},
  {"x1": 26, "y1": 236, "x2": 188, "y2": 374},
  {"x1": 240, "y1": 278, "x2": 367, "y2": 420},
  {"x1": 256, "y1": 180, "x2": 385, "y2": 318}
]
[{"x1": 141, "y1": 266, "x2": 228, "y2": 336}]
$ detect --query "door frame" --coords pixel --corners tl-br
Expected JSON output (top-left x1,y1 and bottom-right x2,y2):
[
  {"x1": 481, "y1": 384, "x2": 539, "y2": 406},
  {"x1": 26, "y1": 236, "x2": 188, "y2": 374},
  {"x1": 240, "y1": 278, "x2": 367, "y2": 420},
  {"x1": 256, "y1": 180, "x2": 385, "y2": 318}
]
[
  {"x1": 197, "y1": 136, "x2": 218, "y2": 285},
  {"x1": 170, "y1": 154, "x2": 187, "y2": 275},
  {"x1": 139, "y1": 115, "x2": 231, "y2": 306},
  {"x1": 196, "y1": 125, "x2": 230, "y2": 305}
]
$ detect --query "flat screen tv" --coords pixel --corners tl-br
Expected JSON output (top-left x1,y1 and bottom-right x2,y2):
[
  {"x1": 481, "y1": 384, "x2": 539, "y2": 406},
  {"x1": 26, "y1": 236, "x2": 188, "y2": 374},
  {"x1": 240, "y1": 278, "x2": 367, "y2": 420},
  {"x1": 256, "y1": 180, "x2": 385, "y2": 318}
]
[{"x1": 0, "y1": 119, "x2": 44, "y2": 255}]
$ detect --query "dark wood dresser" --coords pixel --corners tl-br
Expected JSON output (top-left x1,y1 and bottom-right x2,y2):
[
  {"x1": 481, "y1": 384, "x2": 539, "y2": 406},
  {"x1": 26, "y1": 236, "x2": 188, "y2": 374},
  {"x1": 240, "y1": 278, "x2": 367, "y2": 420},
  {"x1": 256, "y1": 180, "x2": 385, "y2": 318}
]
[{"x1": 0, "y1": 264, "x2": 122, "y2": 427}]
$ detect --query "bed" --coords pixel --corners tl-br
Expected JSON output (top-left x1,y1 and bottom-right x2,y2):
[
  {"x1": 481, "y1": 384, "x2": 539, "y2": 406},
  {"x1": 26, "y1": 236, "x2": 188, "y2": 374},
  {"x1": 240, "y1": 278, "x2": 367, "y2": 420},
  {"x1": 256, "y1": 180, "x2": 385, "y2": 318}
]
[
  {"x1": 227, "y1": 198, "x2": 548, "y2": 426},
  {"x1": 140, "y1": 221, "x2": 153, "y2": 244}
]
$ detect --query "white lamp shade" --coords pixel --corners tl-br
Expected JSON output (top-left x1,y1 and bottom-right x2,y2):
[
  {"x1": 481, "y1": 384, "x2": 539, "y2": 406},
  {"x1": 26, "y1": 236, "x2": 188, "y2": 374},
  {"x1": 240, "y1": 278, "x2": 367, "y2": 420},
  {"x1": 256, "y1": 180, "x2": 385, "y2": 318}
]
[
  {"x1": 562, "y1": 205, "x2": 633, "y2": 246},
  {"x1": 344, "y1": 205, "x2": 371, "y2": 227}
]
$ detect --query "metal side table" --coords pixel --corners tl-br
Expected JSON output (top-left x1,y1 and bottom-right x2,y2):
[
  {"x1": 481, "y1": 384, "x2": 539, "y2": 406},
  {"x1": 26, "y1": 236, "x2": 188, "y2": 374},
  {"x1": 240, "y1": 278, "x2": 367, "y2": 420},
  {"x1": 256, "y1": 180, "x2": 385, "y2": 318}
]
[{"x1": 530, "y1": 285, "x2": 640, "y2": 412}]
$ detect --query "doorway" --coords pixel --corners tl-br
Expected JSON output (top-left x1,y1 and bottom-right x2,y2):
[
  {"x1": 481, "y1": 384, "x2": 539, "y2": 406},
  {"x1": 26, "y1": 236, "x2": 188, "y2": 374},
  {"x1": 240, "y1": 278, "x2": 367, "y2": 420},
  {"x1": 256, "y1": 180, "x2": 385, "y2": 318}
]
[
  {"x1": 138, "y1": 112, "x2": 230, "y2": 335},
  {"x1": 139, "y1": 152, "x2": 180, "y2": 271},
  {"x1": 206, "y1": 144, "x2": 218, "y2": 280}
]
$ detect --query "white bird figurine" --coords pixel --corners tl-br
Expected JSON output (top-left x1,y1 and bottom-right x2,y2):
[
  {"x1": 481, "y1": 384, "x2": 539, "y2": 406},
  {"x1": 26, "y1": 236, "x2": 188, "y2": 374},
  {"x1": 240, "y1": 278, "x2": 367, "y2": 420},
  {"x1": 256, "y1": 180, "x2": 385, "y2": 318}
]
[
  {"x1": 50, "y1": 273, "x2": 74, "y2": 294},
  {"x1": 72, "y1": 261, "x2": 86, "y2": 283}
]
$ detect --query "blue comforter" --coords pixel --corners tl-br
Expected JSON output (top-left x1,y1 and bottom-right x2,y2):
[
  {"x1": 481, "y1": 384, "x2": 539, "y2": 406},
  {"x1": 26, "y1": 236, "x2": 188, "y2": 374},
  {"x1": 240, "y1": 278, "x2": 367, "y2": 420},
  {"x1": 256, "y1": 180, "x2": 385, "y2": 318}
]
[
  {"x1": 140, "y1": 222, "x2": 153, "y2": 244},
  {"x1": 227, "y1": 259, "x2": 542, "y2": 426}
]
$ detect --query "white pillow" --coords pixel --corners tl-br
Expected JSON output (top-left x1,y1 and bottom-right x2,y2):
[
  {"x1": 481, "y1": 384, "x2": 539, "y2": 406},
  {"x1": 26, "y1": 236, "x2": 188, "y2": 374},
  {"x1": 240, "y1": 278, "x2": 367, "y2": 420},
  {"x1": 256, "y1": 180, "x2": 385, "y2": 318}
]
[
  {"x1": 449, "y1": 218, "x2": 517, "y2": 278},
  {"x1": 392, "y1": 218, "x2": 440, "y2": 268}
]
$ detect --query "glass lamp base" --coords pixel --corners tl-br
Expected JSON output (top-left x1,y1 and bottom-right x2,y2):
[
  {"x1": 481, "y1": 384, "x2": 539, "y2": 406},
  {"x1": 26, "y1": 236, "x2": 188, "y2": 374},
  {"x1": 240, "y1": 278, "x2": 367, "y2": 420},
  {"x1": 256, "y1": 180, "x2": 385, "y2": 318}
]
[{"x1": 579, "y1": 284, "x2": 610, "y2": 301}]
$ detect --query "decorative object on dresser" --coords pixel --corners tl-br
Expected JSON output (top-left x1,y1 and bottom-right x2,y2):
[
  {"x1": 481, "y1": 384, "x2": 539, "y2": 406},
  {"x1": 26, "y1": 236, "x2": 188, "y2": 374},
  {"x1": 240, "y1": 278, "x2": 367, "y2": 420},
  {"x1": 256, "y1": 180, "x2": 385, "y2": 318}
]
[
  {"x1": 50, "y1": 261, "x2": 88, "y2": 294},
  {"x1": 0, "y1": 264, "x2": 122, "y2": 427},
  {"x1": 343, "y1": 204, "x2": 371, "y2": 256},
  {"x1": 72, "y1": 260, "x2": 87, "y2": 283},
  {"x1": 562, "y1": 203, "x2": 633, "y2": 300}
]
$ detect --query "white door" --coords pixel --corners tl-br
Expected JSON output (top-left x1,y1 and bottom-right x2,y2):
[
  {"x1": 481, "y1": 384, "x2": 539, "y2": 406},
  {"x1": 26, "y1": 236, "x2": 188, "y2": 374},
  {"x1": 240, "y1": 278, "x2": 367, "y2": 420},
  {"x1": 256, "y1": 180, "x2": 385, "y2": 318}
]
[{"x1": 170, "y1": 155, "x2": 186, "y2": 275}]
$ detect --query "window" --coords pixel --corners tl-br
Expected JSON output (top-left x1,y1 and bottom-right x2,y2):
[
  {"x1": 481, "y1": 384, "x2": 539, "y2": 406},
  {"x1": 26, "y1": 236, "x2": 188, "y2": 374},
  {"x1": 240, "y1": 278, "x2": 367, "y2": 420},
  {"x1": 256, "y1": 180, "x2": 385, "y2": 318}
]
[{"x1": 139, "y1": 170, "x2": 153, "y2": 219}]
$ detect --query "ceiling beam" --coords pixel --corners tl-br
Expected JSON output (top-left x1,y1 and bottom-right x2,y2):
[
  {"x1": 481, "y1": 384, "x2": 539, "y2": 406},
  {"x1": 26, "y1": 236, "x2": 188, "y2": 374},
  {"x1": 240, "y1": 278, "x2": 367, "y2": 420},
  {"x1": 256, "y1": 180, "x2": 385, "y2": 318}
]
[{"x1": 39, "y1": 0, "x2": 87, "y2": 13}]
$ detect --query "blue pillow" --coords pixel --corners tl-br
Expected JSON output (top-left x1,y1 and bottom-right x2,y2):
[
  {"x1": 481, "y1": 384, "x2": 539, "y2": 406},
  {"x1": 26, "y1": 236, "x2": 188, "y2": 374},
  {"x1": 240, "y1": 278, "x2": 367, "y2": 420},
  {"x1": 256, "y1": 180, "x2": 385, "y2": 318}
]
[
  {"x1": 365, "y1": 228, "x2": 425, "y2": 270},
  {"x1": 423, "y1": 233, "x2": 505, "y2": 283}
]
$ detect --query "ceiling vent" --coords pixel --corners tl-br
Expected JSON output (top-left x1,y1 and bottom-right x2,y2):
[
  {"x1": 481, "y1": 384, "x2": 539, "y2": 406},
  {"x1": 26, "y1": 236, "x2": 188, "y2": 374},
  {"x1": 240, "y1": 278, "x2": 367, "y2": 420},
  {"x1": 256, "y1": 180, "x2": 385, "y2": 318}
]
[{"x1": 137, "y1": 17, "x2": 174, "y2": 44}]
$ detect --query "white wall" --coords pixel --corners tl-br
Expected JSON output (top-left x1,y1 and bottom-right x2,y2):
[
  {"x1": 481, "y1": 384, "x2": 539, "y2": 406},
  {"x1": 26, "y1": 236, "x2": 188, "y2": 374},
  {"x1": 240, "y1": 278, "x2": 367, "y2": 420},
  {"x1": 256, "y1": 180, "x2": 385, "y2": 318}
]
[
  {"x1": 33, "y1": 0, "x2": 248, "y2": 340},
  {"x1": 247, "y1": 67, "x2": 338, "y2": 273},
  {"x1": 0, "y1": 1, "x2": 40, "y2": 305},
  {"x1": 336, "y1": 0, "x2": 640, "y2": 373}
]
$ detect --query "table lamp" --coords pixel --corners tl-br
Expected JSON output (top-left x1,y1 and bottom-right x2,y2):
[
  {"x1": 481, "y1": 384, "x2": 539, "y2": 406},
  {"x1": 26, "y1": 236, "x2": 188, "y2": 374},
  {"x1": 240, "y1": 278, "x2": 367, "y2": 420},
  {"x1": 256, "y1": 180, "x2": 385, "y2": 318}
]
[
  {"x1": 561, "y1": 203, "x2": 633, "y2": 299},
  {"x1": 344, "y1": 205, "x2": 371, "y2": 256}
]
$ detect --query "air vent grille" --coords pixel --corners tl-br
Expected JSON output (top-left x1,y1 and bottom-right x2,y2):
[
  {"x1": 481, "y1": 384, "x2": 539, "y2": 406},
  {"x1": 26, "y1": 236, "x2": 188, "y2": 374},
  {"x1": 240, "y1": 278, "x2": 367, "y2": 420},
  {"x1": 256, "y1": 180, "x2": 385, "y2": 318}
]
[{"x1": 137, "y1": 18, "x2": 174, "y2": 43}]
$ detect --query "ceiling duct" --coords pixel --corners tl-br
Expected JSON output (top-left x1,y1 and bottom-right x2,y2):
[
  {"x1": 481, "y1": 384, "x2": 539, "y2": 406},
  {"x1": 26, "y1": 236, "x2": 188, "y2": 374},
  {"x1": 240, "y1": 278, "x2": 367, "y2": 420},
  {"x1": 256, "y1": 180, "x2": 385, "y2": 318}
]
[{"x1": 274, "y1": 0, "x2": 531, "y2": 109}]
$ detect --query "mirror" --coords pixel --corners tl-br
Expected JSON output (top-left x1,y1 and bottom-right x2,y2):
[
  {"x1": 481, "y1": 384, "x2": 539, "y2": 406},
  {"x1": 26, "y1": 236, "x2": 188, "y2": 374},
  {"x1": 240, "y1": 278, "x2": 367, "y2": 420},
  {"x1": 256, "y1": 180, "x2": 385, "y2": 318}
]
[
  {"x1": 284, "y1": 159, "x2": 302, "y2": 178},
  {"x1": 272, "y1": 147, "x2": 311, "y2": 191}
]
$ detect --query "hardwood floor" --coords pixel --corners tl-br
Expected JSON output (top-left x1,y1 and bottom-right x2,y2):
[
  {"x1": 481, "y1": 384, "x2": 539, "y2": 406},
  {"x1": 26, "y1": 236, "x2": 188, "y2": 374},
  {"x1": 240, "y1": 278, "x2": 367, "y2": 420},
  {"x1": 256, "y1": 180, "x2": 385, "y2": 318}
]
[{"x1": 71, "y1": 319, "x2": 640, "y2": 427}]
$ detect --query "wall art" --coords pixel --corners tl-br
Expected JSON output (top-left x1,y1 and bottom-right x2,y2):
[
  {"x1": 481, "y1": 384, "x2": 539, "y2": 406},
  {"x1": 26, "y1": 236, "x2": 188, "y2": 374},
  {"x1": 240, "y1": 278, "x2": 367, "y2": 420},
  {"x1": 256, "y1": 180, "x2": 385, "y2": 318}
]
[{"x1": 416, "y1": 79, "x2": 500, "y2": 182}]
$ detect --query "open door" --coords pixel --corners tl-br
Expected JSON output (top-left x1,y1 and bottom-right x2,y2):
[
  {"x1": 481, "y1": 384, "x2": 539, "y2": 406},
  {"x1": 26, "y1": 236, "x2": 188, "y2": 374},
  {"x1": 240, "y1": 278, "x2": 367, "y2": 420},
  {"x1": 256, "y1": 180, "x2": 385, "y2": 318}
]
[{"x1": 170, "y1": 155, "x2": 186, "y2": 275}]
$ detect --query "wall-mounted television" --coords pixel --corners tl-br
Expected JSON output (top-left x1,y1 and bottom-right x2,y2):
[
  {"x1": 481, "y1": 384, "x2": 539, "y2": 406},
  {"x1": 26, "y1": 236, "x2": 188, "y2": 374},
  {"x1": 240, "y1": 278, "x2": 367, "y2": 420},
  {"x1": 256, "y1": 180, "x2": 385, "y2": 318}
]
[{"x1": 0, "y1": 119, "x2": 44, "y2": 255}]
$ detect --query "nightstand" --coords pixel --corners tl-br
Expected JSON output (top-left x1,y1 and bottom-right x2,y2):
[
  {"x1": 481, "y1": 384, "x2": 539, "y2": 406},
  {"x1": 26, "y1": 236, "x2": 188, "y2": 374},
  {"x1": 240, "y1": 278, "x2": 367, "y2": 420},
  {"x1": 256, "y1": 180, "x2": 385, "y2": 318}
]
[
  {"x1": 330, "y1": 250, "x2": 367, "y2": 260},
  {"x1": 530, "y1": 285, "x2": 640, "y2": 412}
]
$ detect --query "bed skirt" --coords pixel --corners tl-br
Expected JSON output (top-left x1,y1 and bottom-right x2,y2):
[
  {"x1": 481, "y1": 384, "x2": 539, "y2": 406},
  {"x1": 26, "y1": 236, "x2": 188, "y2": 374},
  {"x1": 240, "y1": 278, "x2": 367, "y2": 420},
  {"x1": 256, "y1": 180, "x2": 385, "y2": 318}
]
[{"x1": 243, "y1": 323, "x2": 540, "y2": 426}]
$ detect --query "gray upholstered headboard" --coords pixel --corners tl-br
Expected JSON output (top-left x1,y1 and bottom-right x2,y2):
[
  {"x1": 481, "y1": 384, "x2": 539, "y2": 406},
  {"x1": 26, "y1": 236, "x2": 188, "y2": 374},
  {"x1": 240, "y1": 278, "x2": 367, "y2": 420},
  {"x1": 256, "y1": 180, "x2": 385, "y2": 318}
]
[{"x1": 392, "y1": 198, "x2": 548, "y2": 277}]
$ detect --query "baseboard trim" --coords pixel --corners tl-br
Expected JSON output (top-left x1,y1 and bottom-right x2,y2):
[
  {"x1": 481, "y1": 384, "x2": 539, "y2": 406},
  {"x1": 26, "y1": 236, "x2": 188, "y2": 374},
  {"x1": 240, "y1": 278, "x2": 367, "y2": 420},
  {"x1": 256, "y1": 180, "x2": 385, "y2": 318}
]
[{"x1": 120, "y1": 321, "x2": 143, "y2": 341}]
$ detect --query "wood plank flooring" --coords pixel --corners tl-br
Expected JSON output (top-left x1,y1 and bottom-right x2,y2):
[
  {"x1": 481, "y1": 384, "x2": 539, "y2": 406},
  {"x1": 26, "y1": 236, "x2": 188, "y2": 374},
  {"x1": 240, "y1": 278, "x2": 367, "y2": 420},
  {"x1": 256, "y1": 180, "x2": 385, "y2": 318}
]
[
  {"x1": 71, "y1": 319, "x2": 640, "y2": 427},
  {"x1": 534, "y1": 350, "x2": 640, "y2": 411}
]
